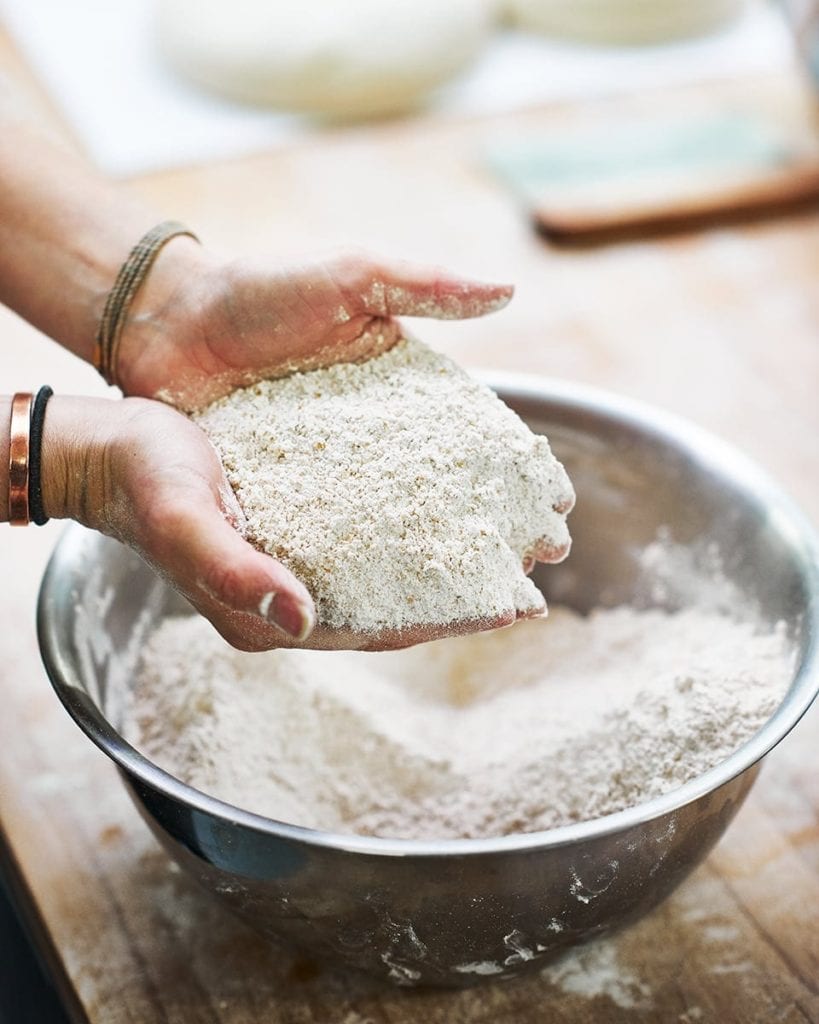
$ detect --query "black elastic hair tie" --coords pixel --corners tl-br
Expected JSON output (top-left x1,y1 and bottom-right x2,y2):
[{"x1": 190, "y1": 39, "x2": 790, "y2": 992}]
[{"x1": 29, "y1": 385, "x2": 54, "y2": 526}]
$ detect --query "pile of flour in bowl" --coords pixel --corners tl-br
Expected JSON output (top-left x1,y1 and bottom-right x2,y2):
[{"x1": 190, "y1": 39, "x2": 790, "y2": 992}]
[
  {"x1": 125, "y1": 604, "x2": 792, "y2": 840},
  {"x1": 194, "y1": 337, "x2": 574, "y2": 635}
]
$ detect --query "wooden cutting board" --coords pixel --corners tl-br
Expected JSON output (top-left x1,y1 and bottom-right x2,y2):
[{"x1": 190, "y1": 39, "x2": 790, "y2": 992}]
[{"x1": 0, "y1": 28, "x2": 818, "y2": 1023}]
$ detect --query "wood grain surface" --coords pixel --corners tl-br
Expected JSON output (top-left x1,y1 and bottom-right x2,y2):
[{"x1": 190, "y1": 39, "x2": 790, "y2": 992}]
[{"x1": 0, "y1": 27, "x2": 818, "y2": 1023}]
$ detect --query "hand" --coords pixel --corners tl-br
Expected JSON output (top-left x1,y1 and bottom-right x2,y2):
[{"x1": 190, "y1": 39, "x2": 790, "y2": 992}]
[
  {"x1": 115, "y1": 243, "x2": 513, "y2": 411},
  {"x1": 41, "y1": 396, "x2": 531, "y2": 652}
]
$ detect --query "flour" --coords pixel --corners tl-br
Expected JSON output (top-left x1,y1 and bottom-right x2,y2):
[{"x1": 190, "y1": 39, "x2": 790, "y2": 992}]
[
  {"x1": 194, "y1": 337, "x2": 574, "y2": 634},
  {"x1": 540, "y1": 938, "x2": 652, "y2": 1010},
  {"x1": 125, "y1": 604, "x2": 792, "y2": 840}
]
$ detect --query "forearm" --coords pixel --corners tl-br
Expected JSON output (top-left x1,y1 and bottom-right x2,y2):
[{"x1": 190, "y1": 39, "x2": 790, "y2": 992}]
[{"x1": 0, "y1": 75, "x2": 197, "y2": 368}]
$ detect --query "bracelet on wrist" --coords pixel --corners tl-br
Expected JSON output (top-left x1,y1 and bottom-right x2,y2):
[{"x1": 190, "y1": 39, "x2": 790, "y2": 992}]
[
  {"x1": 94, "y1": 220, "x2": 200, "y2": 388},
  {"x1": 29, "y1": 385, "x2": 54, "y2": 525},
  {"x1": 7, "y1": 385, "x2": 54, "y2": 526},
  {"x1": 8, "y1": 392, "x2": 32, "y2": 525}
]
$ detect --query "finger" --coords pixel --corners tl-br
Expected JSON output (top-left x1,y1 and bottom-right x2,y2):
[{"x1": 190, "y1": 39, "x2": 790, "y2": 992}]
[
  {"x1": 152, "y1": 498, "x2": 316, "y2": 643},
  {"x1": 211, "y1": 602, "x2": 538, "y2": 654},
  {"x1": 532, "y1": 536, "x2": 572, "y2": 565},
  {"x1": 340, "y1": 609, "x2": 521, "y2": 652},
  {"x1": 516, "y1": 603, "x2": 547, "y2": 621},
  {"x1": 225, "y1": 608, "x2": 524, "y2": 654},
  {"x1": 329, "y1": 253, "x2": 514, "y2": 322}
]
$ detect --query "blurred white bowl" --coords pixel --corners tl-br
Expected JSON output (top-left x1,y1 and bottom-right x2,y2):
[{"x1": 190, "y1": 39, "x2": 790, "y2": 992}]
[
  {"x1": 155, "y1": 0, "x2": 495, "y2": 119},
  {"x1": 505, "y1": 0, "x2": 749, "y2": 45}
]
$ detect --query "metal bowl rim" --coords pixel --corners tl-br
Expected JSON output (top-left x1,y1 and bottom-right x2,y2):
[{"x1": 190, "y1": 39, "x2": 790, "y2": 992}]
[{"x1": 37, "y1": 374, "x2": 819, "y2": 859}]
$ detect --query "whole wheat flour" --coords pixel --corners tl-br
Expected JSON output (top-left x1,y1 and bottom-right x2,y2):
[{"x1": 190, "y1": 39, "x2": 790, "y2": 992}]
[
  {"x1": 194, "y1": 337, "x2": 574, "y2": 634},
  {"x1": 125, "y1": 605, "x2": 792, "y2": 840}
]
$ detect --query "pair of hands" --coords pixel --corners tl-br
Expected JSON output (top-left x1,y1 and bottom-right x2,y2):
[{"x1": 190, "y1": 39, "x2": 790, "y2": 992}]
[{"x1": 56, "y1": 244, "x2": 525, "y2": 651}]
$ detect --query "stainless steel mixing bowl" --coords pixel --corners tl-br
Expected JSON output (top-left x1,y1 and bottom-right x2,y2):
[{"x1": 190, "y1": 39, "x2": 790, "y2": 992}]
[{"x1": 37, "y1": 378, "x2": 819, "y2": 987}]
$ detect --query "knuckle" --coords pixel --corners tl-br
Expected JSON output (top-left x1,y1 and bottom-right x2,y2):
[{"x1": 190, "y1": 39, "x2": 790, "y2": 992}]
[{"x1": 203, "y1": 561, "x2": 248, "y2": 611}]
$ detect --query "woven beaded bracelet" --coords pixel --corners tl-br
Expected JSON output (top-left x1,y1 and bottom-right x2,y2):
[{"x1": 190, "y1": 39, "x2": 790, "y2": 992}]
[{"x1": 94, "y1": 220, "x2": 199, "y2": 387}]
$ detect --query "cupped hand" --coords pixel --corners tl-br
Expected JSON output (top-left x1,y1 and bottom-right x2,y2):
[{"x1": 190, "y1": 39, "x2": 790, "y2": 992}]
[
  {"x1": 43, "y1": 396, "x2": 530, "y2": 652},
  {"x1": 115, "y1": 244, "x2": 513, "y2": 411},
  {"x1": 85, "y1": 244, "x2": 563, "y2": 653}
]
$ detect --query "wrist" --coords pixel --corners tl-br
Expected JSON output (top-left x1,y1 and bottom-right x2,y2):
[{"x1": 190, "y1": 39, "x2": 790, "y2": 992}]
[
  {"x1": 39, "y1": 396, "x2": 113, "y2": 526},
  {"x1": 1, "y1": 394, "x2": 109, "y2": 526},
  {"x1": 113, "y1": 237, "x2": 215, "y2": 399}
]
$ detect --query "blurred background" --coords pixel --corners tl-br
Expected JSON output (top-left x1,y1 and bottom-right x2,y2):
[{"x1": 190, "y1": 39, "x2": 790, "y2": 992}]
[
  {"x1": 2, "y1": 2, "x2": 819, "y2": 1023},
  {"x1": 0, "y1": 0, "x2": 804, "y2": 175}
]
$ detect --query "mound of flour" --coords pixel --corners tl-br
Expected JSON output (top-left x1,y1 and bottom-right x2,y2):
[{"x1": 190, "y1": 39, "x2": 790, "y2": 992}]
[
  {"x1": 125, "y1": 605, "x2": 792, "y2": 840},
  {"x1": 195, "y1": 338, "x2": 574, "y2": 634}
]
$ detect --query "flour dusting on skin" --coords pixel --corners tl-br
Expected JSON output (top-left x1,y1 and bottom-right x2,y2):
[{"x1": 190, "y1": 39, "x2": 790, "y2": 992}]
[{"x1": 381, "y1": 284, "x2": 512, "y2": 319}]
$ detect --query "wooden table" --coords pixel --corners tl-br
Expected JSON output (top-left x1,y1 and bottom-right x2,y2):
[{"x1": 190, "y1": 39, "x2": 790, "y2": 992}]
[{"x1": 1, "y1": 27, "x2": 818, "y2": 1023}]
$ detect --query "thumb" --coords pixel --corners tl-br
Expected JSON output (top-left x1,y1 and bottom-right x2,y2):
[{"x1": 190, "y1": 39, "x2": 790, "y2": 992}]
[{"x1": 154, "y1": 497, "x2": 316, "y2": 643}]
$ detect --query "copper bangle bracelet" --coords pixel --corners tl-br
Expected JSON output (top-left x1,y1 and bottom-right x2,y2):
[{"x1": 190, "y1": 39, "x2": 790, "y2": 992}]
[{"x1": 8, "y1": 392, "x2": 33, "y2": 526}]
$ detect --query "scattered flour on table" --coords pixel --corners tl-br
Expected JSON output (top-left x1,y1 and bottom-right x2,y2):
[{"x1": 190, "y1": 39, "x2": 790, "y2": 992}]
[
  {"x1": 540, "y1": 938, "x2": 652, "y2": 1010},
  {"x1": 193, "y1": 337, "x2": 574, "y2": 634},
  {"x1": 125, "y1": 604, "x2": 792, "y2": 840}
]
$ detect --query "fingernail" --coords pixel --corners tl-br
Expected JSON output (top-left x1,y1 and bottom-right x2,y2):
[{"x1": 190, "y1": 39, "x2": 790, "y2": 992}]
[
  {"x1": 483, "y1": 287, "x2": 514, "y2": 312},
  {"x1": 265, "y1": 592, "x2": 316, "y2": 641}
]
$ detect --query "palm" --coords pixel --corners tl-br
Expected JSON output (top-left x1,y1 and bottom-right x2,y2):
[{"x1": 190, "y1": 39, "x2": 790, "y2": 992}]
[
  {"x1": 124, "y1": 251, "x2": 512, "y2": 411},
  {"x1": 201, "y1": 261, "x2": 402, "y2": 389},
  {"x1": 110, "y1": 402, "x2": 522, "y2": 653}
]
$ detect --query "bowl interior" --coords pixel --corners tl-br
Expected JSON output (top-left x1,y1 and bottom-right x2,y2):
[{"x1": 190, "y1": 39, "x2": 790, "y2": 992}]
[
  {"x1": 522, "y1": 390, "x2": 816, "y2": 640},
  {"x1": 39, "y1": 379, "x2": 819, "y2": 832}
]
